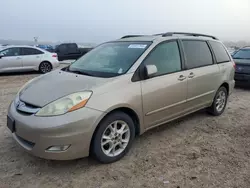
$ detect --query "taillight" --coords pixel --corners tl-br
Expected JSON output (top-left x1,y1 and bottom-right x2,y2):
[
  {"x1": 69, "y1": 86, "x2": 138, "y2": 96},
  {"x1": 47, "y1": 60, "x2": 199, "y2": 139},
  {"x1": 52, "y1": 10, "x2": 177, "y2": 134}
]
[
  {"x1": 52, "y1": 54, "x2": 57, "y2": 58},
  {"x1": 233, "y1": 62, "x2": 236, "y2": 69}
]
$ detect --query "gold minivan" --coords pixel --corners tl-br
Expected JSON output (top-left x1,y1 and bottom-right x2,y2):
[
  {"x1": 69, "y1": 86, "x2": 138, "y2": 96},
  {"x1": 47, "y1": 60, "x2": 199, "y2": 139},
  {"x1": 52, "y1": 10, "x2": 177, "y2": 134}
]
[{"x1": 7, "y1": 32, "x2": 235, "y2": 163}]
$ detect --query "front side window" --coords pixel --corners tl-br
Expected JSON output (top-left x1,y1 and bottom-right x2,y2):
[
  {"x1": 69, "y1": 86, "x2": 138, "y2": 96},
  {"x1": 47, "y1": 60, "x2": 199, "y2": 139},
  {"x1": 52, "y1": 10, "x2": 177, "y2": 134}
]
[
  {"x1": 68, "y1": 42, "x2": 151, "y2": 77},
  {"x1": 209, "y1": 41, "x2": 231, "y2": 63},
  {"x1": 21, "y1": 48, "x2": 43, "y2": 55},
  {"x1": 183, "y1": 40, "x2": 213, "y2": 69},
  {"x1": 233, "y1": 49, "x2": 250, "y2": 60},
  {"x1": 143, "y1": 41, "x2": 181, "y2": 76},
  {"x1": 0, "y1": 48, "x2": 21, "y2": 57}
]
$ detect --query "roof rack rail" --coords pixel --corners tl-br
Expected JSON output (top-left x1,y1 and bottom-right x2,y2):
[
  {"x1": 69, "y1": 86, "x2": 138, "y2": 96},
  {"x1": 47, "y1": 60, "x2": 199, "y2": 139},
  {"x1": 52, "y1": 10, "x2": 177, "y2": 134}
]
[
  {"x1": 121, "y1": 35, "x2": 145, "y2": 39},
  {"x1": 162, "y1": 32, "x2": 218, "y2": 40}
]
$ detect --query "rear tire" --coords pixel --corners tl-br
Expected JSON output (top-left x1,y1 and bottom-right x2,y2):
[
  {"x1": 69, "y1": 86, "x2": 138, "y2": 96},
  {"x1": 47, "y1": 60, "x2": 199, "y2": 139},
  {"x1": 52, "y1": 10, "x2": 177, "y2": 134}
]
[
  {"x1": 39, "y1": 61, "x2": 52, "y2": 74},
  {"x1": 207, "y1": 86, "x2": 228, "y2": 116},
  {"x1": 91, "y1": 112, "x2": 135, "y2": 163}
]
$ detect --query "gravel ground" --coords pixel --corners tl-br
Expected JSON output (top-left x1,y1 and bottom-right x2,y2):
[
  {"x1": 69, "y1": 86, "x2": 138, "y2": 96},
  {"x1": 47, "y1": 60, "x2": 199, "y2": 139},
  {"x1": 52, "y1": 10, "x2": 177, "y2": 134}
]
[{"x1": 0, "y1": 70, "x2": 250, "y2": 188}]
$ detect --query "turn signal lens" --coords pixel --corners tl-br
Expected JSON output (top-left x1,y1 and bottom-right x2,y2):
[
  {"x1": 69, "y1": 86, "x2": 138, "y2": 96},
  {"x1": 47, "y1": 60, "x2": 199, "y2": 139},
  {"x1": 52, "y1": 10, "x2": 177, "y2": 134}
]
[{"x1": 68, "y1": 99, "x2": 88, "y2": 112}]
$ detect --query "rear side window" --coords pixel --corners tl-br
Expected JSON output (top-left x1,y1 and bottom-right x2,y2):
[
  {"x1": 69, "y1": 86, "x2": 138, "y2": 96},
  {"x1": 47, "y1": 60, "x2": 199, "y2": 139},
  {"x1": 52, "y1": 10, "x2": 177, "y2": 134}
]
[
  {"x1": 143, "y1": 41, "x2": 181, "y2": 76},
  {"x1": 21, "y1": 48, "x2": 43, "y2": 55},
  {"x1": 182, "y1": 40, "x2": 213, "y2": 69},
  {"x1": 209, "y1": 41, "x2": 230, "y2": 63}
]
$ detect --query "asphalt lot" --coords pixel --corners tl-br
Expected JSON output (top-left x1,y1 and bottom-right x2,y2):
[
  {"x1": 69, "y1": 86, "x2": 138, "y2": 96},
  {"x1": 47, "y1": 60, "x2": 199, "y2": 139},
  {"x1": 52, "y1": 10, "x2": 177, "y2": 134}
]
[{"x1": 0, "y1": 67, "x2": 250, "y2": 188}]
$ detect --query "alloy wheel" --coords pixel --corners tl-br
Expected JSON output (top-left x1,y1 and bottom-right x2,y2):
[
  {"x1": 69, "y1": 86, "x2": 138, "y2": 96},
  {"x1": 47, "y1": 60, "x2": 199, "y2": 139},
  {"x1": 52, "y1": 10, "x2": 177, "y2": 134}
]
[{"x1": 101, "y1": 120, "x2": 130, "y2": 157}]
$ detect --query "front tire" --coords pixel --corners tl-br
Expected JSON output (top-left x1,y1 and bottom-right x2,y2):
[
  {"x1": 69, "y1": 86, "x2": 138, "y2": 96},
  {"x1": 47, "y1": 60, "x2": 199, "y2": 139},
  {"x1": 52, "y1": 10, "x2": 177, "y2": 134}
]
[
  {"x1": 39, "y1": 61, "x2": 52, "y2": 74},
  {"x1": 207, "y1": 86, "x2": 228, "y2": 116},
  {"x1": 91, "y1": 112, "x2": 135, "y2": 163}
]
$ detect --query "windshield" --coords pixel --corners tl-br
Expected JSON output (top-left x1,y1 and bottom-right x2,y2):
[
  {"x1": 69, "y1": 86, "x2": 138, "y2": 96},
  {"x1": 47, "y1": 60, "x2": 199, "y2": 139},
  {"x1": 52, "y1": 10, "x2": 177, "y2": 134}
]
[
  {"x1": 233, "y1": 49, "x2": 250, "y2": 59},
  {"x1": 68, "y1": 42, "x2": 151, "y2": 77}
]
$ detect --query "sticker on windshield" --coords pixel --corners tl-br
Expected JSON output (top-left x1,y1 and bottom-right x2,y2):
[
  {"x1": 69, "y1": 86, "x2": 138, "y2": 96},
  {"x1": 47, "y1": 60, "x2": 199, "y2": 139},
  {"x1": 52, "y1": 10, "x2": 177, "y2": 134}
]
[{"x1": 128, "y1": 44, "x2": 147, "y2": 49}]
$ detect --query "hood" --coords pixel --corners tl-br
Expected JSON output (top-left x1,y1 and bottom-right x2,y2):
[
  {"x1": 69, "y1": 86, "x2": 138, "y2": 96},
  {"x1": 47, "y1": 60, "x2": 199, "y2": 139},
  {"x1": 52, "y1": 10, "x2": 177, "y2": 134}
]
[{"x1": 20, "y1": 70, "x2": 112, "y2": 107}]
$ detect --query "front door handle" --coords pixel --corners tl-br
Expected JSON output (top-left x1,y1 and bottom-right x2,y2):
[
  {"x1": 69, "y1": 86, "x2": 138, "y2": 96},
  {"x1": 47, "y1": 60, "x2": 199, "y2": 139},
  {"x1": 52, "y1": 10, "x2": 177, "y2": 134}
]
[
  {"x1": 188, "y1": 72, "x2": 195, "y2": 78},
  {"x1": 16, "y1": 57, "x2": 21, "y2": 60},
  {"x1": 178, "y1": 75, "x2": 187, "y2": 81}
]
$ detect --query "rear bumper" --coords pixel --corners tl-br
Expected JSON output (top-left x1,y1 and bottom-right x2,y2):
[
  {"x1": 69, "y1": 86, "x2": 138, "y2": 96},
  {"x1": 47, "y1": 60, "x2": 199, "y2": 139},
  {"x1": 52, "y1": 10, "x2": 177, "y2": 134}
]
[
  {"x1": 235, "y1": 73, "x2": 250, "y2": 82},
  {"x1": 52, "y1": 61, "x2": 60, "y2": 69}
]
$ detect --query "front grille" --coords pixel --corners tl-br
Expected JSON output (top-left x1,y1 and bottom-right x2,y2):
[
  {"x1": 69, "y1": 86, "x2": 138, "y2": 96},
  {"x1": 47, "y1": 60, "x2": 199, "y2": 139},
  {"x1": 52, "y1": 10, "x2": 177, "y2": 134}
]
[{"x1": 16, "y1": 100, "x2": 40, "y2": 115}]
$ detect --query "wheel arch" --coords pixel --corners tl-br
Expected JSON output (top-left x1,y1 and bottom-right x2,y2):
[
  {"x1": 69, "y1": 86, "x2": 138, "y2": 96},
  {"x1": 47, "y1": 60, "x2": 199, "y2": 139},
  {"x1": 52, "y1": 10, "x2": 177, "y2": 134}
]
[
  {"x1": 219, "y1": 82, "x2": 229, "y2": 94},
  {"x1": 89, "y1": 106, "x2": 141, "y2": 154},
  {"x1": 39, "y1": 61, "x2": 52, "y2": 73},
  {"x1": 39, "y1": 60, "x2": 52, "y2": 68}
]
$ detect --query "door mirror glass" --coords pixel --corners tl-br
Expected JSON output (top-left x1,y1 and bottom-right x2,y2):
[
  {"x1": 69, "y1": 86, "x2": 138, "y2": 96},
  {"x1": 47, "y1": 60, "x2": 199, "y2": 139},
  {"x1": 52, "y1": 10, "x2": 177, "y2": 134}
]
[{"x1": 145, "y1": 64, "x2": 158, "y2": 78}]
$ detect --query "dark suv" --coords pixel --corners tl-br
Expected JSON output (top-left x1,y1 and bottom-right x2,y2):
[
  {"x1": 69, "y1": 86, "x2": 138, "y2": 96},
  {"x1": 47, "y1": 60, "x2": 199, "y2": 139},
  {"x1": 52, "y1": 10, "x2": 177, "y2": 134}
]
[{"x1": 233, "y1": 47, "x2": 250, "y2": 83}]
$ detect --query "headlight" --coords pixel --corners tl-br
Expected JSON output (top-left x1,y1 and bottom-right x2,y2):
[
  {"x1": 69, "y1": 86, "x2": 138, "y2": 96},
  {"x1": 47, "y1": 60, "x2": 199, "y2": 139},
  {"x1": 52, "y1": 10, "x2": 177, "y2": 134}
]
[{"x1": 36, "y1": 91, "x2": 92, "y2": 116}]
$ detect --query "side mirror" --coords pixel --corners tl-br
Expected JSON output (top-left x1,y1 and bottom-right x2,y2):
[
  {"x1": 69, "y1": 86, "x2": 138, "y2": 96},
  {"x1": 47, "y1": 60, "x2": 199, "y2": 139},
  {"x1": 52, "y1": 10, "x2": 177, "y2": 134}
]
[
  {"x1": 0, "y1": 54, "x2": 4, "y2": 59},
  {"x1": 145, "y1": 65, "x2": 158, "y2": 78}
]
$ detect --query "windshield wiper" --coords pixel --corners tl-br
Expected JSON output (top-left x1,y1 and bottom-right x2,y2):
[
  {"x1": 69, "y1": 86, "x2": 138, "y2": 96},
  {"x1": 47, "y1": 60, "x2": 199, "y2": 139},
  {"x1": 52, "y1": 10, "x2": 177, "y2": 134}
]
[
  {"x1": 233, "y1": 57, "x2": 250, "y2": 60},
  {"x1": 66, "y1": 68, "x2": 93, "y2": 76}
]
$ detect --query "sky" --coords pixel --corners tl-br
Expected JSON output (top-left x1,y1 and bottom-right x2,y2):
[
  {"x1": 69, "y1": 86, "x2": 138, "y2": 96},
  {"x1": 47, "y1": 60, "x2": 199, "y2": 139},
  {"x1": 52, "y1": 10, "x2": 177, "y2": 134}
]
[{"x1": 1, "y1": 0, "x2": 250, "y2": 43}]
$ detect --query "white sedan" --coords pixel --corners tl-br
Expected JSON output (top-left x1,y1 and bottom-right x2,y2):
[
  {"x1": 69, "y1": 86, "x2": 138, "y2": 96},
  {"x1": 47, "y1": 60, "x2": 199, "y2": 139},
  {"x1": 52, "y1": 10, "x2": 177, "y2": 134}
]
[{"x1": 0, "y1": 45, "x2": 59, "y2": 73}]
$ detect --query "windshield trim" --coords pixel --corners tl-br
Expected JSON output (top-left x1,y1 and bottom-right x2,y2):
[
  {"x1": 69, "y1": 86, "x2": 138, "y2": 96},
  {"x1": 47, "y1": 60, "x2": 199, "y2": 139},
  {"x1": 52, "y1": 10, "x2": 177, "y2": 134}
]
[{"x1": 68, "y1": 41, "x2": 153, "y2": 78}]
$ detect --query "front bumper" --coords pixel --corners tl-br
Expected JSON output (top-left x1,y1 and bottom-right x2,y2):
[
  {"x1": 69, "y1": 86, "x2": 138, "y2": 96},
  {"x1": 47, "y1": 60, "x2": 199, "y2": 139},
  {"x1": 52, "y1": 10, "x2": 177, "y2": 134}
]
[
  {"x1": 7, "y1": 102, "x2": 105, "y2": 160},
  {"x1": 235, "y1": 73, "x2": 250, "y2": 82}
]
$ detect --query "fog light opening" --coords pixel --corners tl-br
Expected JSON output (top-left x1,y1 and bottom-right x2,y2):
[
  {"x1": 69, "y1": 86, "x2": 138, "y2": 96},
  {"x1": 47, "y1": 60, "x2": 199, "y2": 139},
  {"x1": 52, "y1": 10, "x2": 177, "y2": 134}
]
[{"x1": 46, "y1": 145, "x2": 70, "y2": 152}]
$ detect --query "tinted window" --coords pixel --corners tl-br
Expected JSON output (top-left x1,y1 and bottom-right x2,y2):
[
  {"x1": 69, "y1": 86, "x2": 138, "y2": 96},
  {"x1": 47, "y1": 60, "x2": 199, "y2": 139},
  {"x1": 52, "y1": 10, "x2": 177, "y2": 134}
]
[
  {"x1": 183, "y1": 40, "x2": 213, "y2": 69},
  {"x1": 209, "y1": 41, "x2": 230, "y2": 63},
  {"x1": 57, "y1": 45, "x2": 67, "y2": 52},
  {"x1": 68, "y1": 44, "x2": 77, "y2": 53},
  {"x1": 233, "y1": 49, "x2": 250, "y2": 59},
  {"x1": 0, "y1": 48, "x2": 21, "y2": 56},
  {"x1": 21, "y1": 48, "x2": 43, "y2": 55},
  {"x1": 68, "y1": 44, "x2": 77, "y2": 49},
  {"x1": 143, "y1": 41, "x2": 181, "y2": 76}
]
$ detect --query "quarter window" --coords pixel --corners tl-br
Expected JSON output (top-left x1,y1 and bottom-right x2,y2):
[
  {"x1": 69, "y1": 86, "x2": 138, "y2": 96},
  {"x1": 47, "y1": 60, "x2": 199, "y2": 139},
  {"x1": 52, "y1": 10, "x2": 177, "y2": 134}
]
[
  {"x1": 209, "y1": 41, "x2": 230, "y2": 63},
  {"x1": 182, "y1": 40, "x2": 213, "y2": 69},
  {"x1": 143, "y1": 41, "x2": 182, "y2": 77}
]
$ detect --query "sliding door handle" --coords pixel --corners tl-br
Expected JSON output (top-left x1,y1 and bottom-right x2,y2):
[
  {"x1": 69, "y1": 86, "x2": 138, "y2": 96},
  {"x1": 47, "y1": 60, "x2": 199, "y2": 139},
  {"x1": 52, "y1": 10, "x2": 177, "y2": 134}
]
[{"x1": 178, "y1": 75, "x2": 186, "y2": 81}]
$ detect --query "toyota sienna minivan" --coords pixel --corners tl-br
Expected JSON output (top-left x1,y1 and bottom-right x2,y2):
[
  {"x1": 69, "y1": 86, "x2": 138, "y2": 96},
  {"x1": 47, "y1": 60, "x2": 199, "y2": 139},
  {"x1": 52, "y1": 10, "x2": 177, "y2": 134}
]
[{"x1": 7, "y1": 32, "x2": 235, "y2": 163}]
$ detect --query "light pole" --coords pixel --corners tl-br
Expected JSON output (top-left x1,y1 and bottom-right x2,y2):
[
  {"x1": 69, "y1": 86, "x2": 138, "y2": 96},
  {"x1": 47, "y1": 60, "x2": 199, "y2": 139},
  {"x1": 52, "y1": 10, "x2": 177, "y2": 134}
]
[{"x1": 34, "y1": 36, "x2": 39, "y2": 45}]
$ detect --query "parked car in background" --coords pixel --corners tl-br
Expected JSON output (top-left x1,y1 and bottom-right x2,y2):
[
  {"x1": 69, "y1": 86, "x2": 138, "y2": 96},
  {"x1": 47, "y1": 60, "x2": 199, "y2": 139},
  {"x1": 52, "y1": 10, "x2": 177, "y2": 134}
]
[
  {"x1": 36, "y1": 44, "x2": 56, "y2": 53},
  {"x1": 55, "y1": 43, "x2": 92, "y2": 61},
  {"x1": 0, "y1": 45, "x2": 59, "y2": 73},
  {"x1": 7, "y1": 32, "x2": 235, "y2": 163},
  {"x1": 227, "y1": 47, "x2": 237, "y2": 55},
  {"x1": 232, "y1": 46, "x2": 250, "y2": 83}
]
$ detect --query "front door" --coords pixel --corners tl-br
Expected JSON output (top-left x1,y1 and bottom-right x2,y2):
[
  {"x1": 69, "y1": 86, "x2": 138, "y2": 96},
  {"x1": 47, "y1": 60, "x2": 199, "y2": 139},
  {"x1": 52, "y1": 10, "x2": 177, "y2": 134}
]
[
  {"x1": 0, "y1": 47, "x2": 22, "y2": 72},
  {"x1": 141, "y1": 40, "x2": 188, "y2": 129}
]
